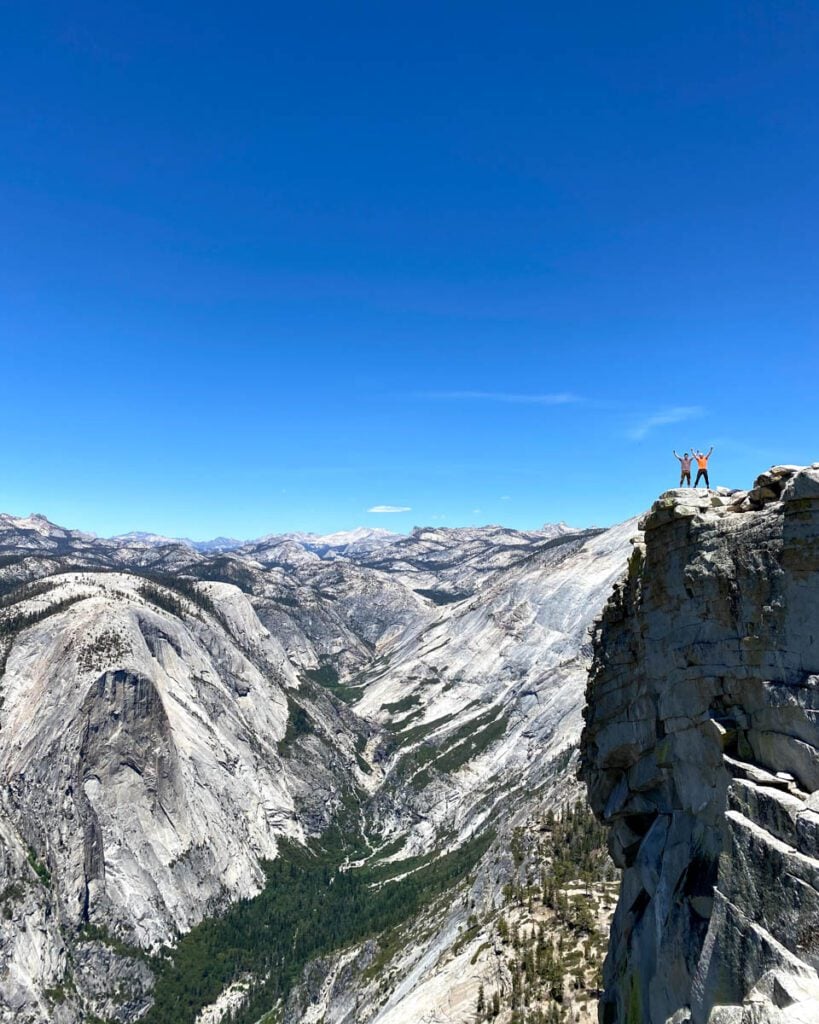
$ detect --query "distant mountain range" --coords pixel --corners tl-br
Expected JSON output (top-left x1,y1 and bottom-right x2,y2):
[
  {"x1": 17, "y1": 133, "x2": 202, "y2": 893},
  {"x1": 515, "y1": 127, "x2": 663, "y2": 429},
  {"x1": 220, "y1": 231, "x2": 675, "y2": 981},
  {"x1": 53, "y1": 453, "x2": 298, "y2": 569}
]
[{"x1": 109, "y1": 523, "x2": 579, "y2": 556}]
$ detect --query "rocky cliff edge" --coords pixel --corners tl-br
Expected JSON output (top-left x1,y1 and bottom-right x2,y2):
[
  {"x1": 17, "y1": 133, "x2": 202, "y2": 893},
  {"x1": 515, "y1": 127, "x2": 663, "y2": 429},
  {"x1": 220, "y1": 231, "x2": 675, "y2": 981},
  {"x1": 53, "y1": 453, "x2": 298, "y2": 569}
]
[{"x1": 580, "y1": 465, "x2": 819, "y2": 1024}]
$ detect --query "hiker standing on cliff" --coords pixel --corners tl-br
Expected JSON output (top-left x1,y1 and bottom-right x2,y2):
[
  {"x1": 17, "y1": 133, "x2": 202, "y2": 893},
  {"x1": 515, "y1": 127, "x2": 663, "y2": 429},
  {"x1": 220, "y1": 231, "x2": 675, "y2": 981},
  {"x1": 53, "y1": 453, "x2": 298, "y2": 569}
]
[
  {"x1": 673, "y1": 450, "x2": 693, "y2": 487},
  {"x1": 692, "y1": 446, "x2": 714, "y2": 488}
]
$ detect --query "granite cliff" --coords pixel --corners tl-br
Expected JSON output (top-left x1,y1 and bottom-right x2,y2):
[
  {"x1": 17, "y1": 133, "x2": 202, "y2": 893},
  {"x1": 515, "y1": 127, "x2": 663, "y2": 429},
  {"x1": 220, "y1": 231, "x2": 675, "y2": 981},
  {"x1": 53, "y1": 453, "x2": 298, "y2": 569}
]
[{"x1": 581, "y1": 465, "x2": 819, "y2": 1024}]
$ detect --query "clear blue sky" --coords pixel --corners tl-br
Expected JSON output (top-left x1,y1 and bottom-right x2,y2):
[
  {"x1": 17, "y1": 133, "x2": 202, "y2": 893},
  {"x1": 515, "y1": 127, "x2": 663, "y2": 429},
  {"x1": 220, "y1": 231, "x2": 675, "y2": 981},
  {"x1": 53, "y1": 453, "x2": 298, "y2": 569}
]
[{"x1": 2, "y1": 2, "x2": 817, "y2": 539}]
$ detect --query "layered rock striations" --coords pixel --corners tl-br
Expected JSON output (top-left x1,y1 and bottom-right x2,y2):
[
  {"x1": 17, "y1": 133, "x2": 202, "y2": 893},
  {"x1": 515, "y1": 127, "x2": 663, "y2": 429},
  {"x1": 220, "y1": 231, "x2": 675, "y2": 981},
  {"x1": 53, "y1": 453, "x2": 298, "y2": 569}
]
[{"x1": 581, "y1": 466, "x2": 819, "y2": 1023}]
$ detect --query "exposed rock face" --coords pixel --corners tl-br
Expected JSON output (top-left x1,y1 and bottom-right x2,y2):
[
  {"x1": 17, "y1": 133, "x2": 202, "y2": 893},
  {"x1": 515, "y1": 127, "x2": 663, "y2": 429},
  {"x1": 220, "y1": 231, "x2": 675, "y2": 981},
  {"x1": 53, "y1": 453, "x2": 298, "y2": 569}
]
[
  {"x1": 0, "y1": 571, "x2": 375, "y2": 1022},
  {"x1": 581, "y1": 467, "x2": 819, "y2": 1024},
  {"x1": 0, "y1": 512, "x2": 635, "y2": 1023},
  {"x1": 1, "y1": 575, "x2": 301, "y2": 950}
]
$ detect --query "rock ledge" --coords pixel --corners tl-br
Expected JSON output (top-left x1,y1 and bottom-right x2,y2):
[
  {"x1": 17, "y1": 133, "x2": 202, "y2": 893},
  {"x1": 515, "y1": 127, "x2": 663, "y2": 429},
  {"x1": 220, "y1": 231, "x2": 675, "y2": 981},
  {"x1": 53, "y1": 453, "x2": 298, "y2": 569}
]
[{"x1": 581, "y1": 465, "x2": 819, "y2": 1024}]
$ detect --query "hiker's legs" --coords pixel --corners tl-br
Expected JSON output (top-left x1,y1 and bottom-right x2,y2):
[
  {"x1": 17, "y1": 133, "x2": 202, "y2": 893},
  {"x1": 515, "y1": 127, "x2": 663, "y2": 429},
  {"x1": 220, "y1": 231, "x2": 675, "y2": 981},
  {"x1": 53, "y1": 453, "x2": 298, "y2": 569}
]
[
  {"x1": 703, "y1": 470, "x2": 709, "y2": 488},
  {"x1": 695, "y1": 469, "x2": 705, "y2": 487},
  {"x1": 683, "y1": 471, "x2": 691, "y2": 487}
]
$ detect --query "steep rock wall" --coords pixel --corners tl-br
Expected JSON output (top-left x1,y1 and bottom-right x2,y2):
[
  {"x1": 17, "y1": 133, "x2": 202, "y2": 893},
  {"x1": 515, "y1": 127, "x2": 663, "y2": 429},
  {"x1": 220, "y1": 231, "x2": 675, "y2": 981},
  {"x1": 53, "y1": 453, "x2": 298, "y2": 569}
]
[{"x1": 581, "y1": 466, "x2": 819, "y2": 1024}]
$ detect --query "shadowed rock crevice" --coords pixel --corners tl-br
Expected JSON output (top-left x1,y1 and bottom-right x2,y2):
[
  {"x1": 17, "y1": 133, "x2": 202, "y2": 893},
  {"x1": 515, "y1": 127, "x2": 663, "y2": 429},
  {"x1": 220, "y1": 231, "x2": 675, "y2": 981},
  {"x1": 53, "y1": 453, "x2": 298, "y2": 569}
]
[{"x1": 581, "y1": 465, "x2": 819, "y2": 1024}]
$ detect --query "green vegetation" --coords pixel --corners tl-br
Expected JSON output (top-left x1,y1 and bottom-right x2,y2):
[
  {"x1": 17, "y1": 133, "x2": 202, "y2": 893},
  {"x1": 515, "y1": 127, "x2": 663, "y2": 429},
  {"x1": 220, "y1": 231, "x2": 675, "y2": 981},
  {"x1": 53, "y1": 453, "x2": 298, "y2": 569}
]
[
  {"x1": 136, "y1": 577, "x2": 222, "y2": 624},
  {"x1": 0, "y1": 881, "x2": 24, "y2": 903},
  {"x1": 362, "y1": 845, "x2": 441, "y2": 885},
  {"x1": 367, "y1": 834, "x2": 407, "y2": 861},
  {"x1": 387, "y1": 702, "x2": 477, "y2": 748},
  {"x1": 413, "y1": 589, "x2": 469, "y2": 605},
  {"x1": 45, "y1": 971, "x2": 77, "y2": 1006},
  {"x1": 0, "y1": 578, "x2": 59, "y2": 608},
  {"x1": 186, "y1": 558, "x2": 257, "y2": 594},
  {"x1": 539, "y1": 800, "x2": 614, "y2": 889},
  {"x1": 27, "y1": 846, "x2": 51, "y2": 887},
  {"x1": 45, "y1": 984, "x2": 68, "y2": 1004},
  {"x1": 143, "y1": 829, "x2": 494, "y2": 1024},
  {"x1": 77, "y1": 628, "x2": 132, "y2": 673},
  {"x1": 78, "y1": 922, "x2": 148, "y2": 962},
  {"x1": 277, "y1": 697, "x2": 314, "y2": 752},
  {"x1": 452, "y1": 912, "x2": 482, "y2": 955},
  {"x1": 388, "y1": 705, "x2": 507, "y2": 788},
  {"x1": 411, "y1": 711, "x2": 509, "y2": 789},
  {"x1": 0, "y1": 881, "x2": 24, "y2": 919},
  {"x1": 392, "y1": 741, "x2": 438, "y2": 784},
  {"x1": 445, "y1": 708, "x2": 505, "y2": 749},
  {"x1": 0, "y1": 590, "x2": 87, "y2": 676},
  {"x1": 476, "y1": 797, "x2": 616, "y2": 1024},
  {"x1": 380, "y1": 693, "x2": 422, "y2": 715},
  {"x1": 137, "y1": 573, "x2": 260, "y2": 645},
  {"x1": 304, "y1": 664, "x2": 339, "y2": 687},
  {"x1": 303, "y1": 663, "x2": 362, "y2": 704},
  {"x1": 384, "y1": 708, "x2": 424, "y2": 732},
  {"x1": 391, "y1": 711, "x2": 457, "y2": 746},
  {"x1": 435, "y1": 712, "x2": 507, "y2": 770}
]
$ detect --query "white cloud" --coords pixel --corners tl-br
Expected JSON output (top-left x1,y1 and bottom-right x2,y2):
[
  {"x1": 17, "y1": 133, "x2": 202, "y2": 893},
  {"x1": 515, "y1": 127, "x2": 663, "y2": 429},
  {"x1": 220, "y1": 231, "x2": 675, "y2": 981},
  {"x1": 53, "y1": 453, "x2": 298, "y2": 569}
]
[
  {"x1": 500, "y1": 495, "x2": 511, "y2": 501},
  {"x1": 368, "y1": 504, "x2": 412, "y2": 513},
  {"x1": 419, "y1": 390, "x2": 581, "y2": 405},
  {"x1": 627, "y1": 406, "x2": 704, "y2": 441}
]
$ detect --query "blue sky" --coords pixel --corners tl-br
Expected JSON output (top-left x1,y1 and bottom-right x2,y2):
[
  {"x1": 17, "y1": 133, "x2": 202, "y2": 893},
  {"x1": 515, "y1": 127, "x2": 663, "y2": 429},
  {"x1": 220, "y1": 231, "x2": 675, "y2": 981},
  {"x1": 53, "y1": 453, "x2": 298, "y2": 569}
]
[{"x1": 2, "y1": 2, "x2": 818, "y2": 539}]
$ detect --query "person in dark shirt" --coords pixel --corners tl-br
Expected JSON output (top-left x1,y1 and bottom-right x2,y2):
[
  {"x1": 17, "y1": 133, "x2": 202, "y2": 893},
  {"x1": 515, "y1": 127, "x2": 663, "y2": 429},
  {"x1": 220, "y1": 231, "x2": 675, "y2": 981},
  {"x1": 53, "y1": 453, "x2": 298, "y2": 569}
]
[{"x1": 673, "y1": 450, "x2": 693, "y2": 487}]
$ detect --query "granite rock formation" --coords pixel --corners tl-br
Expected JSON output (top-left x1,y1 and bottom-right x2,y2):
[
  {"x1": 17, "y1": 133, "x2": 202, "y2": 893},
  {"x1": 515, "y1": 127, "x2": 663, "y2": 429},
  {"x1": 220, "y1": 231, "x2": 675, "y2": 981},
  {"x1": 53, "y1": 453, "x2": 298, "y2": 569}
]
[{"x1": 581, "y1": 466, "x2": 819, "y2": 1023}]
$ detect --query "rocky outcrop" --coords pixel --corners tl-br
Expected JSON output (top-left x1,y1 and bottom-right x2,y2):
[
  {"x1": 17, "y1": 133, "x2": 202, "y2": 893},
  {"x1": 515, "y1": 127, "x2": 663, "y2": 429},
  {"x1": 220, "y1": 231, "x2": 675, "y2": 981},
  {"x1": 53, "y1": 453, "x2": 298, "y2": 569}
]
[{"x1": 581, "y1": 466, "x2": 819, "y2": 1023}]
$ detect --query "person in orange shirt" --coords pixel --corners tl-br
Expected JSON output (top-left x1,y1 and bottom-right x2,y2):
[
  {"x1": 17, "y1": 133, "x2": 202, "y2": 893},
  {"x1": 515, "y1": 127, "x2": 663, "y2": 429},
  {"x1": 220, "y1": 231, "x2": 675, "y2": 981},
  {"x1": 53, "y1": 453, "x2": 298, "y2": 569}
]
[{"x1": 691, "y1": 446, "x2": 714, "y2": 488}]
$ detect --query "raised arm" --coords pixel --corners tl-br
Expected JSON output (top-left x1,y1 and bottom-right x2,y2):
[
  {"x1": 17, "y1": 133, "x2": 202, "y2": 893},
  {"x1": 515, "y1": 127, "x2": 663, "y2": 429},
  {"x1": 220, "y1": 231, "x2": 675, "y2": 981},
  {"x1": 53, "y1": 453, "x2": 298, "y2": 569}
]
[
  {"x1": 707, "y1": 446, "x2": 714, "y2": 457},
  {"x1": 673, "y1": 450, "x2": 681, "y2": 461}
]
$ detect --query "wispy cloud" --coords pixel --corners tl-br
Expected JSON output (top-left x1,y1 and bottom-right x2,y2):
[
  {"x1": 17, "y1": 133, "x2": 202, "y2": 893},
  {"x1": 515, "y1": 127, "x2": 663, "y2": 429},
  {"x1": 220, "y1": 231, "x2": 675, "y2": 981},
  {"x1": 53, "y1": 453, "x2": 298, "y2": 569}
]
[
  {"x1": 627, "y1": 406, "x2": 704, "y2": 441},
  {"x1": 368, "y1": 504, "x2": 412, "y2": 513},
  {"x1": 418, "y1": 390, "x2": 581, "y2": 405}
]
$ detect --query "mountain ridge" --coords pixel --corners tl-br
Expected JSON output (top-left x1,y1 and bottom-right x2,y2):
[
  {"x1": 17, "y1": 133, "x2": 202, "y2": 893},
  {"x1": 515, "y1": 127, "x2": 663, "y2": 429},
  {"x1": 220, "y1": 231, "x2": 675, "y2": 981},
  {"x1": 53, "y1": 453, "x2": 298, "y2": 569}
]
[
  {"x1": 0, "y1": 512, "x2": 590, "y2": 558},
  {"x1": 0, "y1": 502, "x2": 635, "y2": 1023}
]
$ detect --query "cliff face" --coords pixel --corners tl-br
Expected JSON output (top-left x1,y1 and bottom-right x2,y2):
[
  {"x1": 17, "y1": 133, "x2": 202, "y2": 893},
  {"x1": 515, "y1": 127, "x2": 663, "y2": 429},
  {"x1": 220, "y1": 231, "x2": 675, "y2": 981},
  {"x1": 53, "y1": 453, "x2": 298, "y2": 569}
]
[
  {"x1": 0, "y1": 573, "x2": 371, "y2": 1022},
  {"x1": 581, "y1": 465, "x2": 819, "y2": 1024}
]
